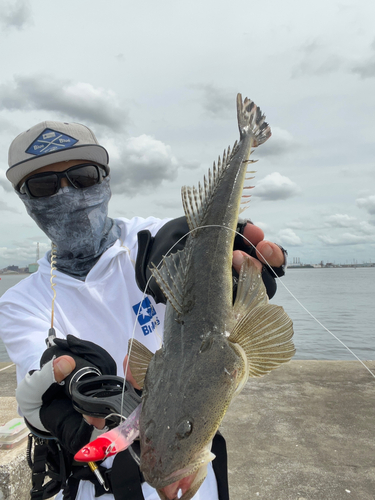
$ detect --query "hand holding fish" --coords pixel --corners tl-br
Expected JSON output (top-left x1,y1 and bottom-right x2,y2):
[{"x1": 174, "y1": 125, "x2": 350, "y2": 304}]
[{"x1": 232, "y1": 223, "x2": 286, "y2": 274}]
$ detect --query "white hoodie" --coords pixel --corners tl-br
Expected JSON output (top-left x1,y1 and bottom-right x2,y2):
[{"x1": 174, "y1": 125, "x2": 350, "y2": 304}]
[{"x1": 0, "y1": 216, "x2": 218, "y2": 500}]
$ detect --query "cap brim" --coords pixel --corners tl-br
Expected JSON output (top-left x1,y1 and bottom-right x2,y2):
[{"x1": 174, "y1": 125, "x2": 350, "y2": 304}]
[{"x1": 6, "y1": 144, "x2": 109, "y2": 187}]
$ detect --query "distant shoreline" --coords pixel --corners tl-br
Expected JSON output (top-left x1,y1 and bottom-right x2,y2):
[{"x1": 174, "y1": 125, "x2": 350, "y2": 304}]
[
  {"x1": 1, "y1": 266, "x2": 374, "y2": 275},
  {"x1": 288, "y1": 265, "x2": 374, "y2": 269}
]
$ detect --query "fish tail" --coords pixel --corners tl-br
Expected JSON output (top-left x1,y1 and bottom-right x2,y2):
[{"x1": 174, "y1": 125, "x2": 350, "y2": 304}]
[{"x1": 236, "y1": 93, "x2": 271, "y2": 146}]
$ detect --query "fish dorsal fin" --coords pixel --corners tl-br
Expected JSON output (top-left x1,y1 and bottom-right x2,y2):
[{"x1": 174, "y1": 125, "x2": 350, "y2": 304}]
[
  {"x1": 128, "y1": 338, "x2": 154, "y2": 389},
  {"x1": 229, "y1": 258, "x2": 295, "y2": 377},
  {"x1": 150, "y1": 245, "x2": 192, "y2": 315},
  {"x1": 181, "y1": 144, "x2": 239, "y2": 233}
]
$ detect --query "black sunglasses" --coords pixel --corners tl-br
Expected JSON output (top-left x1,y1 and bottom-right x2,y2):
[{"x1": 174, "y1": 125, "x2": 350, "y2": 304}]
[{"x1": 19, "y1": 163, "x2": 109, "y2": 199}]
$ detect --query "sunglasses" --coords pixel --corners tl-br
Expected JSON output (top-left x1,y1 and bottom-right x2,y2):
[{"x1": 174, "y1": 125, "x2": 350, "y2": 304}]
[{"x1": 19, "y1": 163, "x2": 109, "y2": 199}]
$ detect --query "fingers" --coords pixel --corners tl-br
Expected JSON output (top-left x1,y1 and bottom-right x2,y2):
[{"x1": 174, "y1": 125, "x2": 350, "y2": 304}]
[
  {"x1": 83, "y1": 415, "x2": 106, "y2": 430},
  {"x1": 241, "y1": 223, "x2": 285, "y2": 268},
  {"x1": 255, "y1": 241, "x2": 285, "y2": 268},
  {"x1": 241, "y1": 223, "x2": 264, "y2": 246},
  {"x1": 53, "y1": 355, "x2": 76, "y2": 383}
]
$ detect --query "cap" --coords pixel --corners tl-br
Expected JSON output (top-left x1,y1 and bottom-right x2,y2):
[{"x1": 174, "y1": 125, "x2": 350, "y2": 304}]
[{"x1": 7, "y1": 121, "x2": 109, "y2": 187}]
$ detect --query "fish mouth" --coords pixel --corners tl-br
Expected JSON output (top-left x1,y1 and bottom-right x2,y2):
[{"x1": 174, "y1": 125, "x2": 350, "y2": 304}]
[{"x1": 155, "y1": 444, "x2": 215, "y2": 500}]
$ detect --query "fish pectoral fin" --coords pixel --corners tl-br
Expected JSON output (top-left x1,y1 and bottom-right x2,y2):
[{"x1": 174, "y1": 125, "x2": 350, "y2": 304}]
[
  {"x1": 127, "y1": 339, "x2": 154, "y2": 389},
  {"x1": 228, "y1": 304, "x2": 295, "y2": 377}
]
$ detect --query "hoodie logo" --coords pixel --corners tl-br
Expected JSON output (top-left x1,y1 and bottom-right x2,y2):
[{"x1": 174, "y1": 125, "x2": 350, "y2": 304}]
[
  {"x1": 26, "y1": 128, "x2": 78, "y2": 156},
  {"x1": 132, "y1": 297, "x2": 161, "y2": 335}
]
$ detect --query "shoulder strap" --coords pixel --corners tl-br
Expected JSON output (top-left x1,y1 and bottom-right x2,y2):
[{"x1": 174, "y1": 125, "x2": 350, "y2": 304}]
[
  {"x1": 27, "y1": 433, "x2": 68, "y2": 500},
  {"x1": 212, "y1": 432, "x2": 230, "y2": 500}
]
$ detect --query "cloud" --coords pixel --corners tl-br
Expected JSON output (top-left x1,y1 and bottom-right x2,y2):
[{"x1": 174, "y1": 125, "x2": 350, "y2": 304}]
[
  {"x1": 110, "y1": 134, "x2": 179, "y2": 195},
  {"x1": 358, "y1": 221, "x2": 375, "y2": 235},
  {"x1": 0, "y1": 240, "x2": 49, "y2": 267},
  {"x1": 352, "y1": 60, "x2": 375, "y2": 79},
  {"x1": 287, "y1": 220, "x2": 305, "y2": 230},
  {"x1": 324, "y1": 214, "x2": 357, "y2": 228},
  {"x1": 0, "y1": 116, "x2": 18, "y2": 134},
  {"x1": 277, "y1": 228, "x2": 302, "y2": 246},
  {"x1": 255, "y1": 172, "x2": 300, "y2": 201},
  {"x1": 0, "y1": 0, "x2": 32, "y2": 31},
  {"x1": 0, "y1": 177, "x2": 13, "y2": 192},
  {"x1": 257, "y1": 126, "x2": 300, "y2": 157},
  {"x1": 351, "y1": 39, "x2": 375, "y2": 79},
  {"x1": 193, "y1": 84, "x2": 234, "y2": 119},
  {"x1": 0, "y1": 200, "x2": 20, "y2": 213},
  {"x1": 357, "y1": 195, "x2": 375, "y2": 215},
  {"x1": 0, "y1": 75, "x2": 127, "y2": 131},
  {"x1": 291, "y1": 40, "x2": 344, "y2": 78},
  {"x1": 155, "y1": 199, "x2": 182, "y2": 210},
  {"x1": 318, "y1": 233, "x2": 375, "y2": 246}
]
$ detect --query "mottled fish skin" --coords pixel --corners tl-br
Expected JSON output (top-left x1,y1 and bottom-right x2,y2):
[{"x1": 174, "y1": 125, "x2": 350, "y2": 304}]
[{"x1": 129, "y1": 95, "x2": 293, "y2": 499}]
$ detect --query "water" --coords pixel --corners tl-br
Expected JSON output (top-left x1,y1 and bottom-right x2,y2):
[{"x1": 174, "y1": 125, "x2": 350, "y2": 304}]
[
  {"x1": 0, "y1": 269, "x2": 374, "y2": 362},
  {"x1": 271, "y1": 267, "x2": 375, "y2": 361}
]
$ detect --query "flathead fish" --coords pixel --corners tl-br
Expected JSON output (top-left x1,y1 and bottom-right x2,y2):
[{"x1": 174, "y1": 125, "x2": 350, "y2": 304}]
[{"x1": 128, "y1": 94, "x2": 295, "y2": 500}]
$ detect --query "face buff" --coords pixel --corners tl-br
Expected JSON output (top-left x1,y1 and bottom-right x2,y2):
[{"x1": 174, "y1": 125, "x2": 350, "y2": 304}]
[{"x1": 17, "y1": 176, "x2": 121, "y2": 279}]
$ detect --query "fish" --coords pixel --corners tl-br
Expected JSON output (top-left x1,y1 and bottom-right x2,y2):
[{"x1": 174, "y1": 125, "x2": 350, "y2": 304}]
[
  {"x1": 75, "y1": 94, "x2": 295, "y2": 495},
  {"x1": 125, "y1": 93, "x2": 295, "y2": 500}
]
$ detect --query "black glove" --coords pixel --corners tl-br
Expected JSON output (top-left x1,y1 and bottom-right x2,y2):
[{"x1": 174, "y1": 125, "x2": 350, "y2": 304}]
[
  {"x1": 135, "y1": 217, "x2": 286, "y2": 302},
  {"x1": 17, "y1": 335, "x2": 117, "y2": 455},
  {"x1": 40, "y1": 334, "x2": 117, "y2": 390}
]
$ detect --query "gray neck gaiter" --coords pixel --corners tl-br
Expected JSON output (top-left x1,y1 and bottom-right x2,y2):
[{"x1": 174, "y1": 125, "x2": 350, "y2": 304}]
[{"x1": 17, "y1": 176, "x2": 121, "y2": 279}]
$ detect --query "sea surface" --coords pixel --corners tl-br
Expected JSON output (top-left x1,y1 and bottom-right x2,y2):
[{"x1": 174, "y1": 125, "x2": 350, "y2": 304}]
[{"x1": 0, "y1": 268, "x2": 374, "y2": 362}]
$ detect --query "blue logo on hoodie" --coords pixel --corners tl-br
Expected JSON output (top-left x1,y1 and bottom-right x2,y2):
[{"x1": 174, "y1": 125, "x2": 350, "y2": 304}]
[{"x1": 132, "y1": 297, "x2": 160, "y2": 335}]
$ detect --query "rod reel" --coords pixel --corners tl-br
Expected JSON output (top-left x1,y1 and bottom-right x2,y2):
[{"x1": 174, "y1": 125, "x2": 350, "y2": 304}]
[{"x1": 71, "y1": 375, "x2": 142, "y2": 427}]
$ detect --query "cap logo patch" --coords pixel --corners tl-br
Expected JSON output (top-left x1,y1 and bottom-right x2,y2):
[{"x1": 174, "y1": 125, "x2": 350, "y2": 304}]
[{"x1": 25, "y1": 128, "x2": 78, "y2": 156}]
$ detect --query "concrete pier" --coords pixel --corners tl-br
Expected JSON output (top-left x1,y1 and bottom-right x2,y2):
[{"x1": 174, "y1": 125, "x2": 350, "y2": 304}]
[
  {"x1": 0, "y1": 363, "x2": 30, "y2": 500},
  {"x1": 221, "y1": 360, "x2": 375, "y2": 500},
  {"x1": 1, "y1": 360, "x2": 374, "y2": 500}
]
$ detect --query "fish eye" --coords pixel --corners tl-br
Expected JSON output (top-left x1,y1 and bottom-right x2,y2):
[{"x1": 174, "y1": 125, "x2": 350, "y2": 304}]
[{"x1": 176, "y1": 420, "x2": 193, "y2": 439}]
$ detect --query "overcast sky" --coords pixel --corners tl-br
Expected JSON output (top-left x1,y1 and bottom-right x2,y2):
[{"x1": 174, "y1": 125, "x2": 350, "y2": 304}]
[{"x1": 0, "y1": 0, "x2": 374, "y2": 268}]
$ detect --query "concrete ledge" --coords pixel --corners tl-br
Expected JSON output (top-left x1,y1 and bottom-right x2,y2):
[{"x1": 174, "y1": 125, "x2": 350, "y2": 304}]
[
  {"x1": 1, "y1": 361, "x2": 374, "y2": 500},
  {"x1": 221, "y1": 360, "x2": 375, "y2": 500},
  {"x1": 0, "y1": 391, "x2": 30, "y2": 500}
]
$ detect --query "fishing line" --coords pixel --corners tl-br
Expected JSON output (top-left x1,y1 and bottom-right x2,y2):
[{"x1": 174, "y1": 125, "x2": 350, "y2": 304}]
[
  {"x1": 123, "y1": 221, "x2": 374, "y2": 422},
  {"x1": 238, "y1": 232, "x2": 375, "y2": 380}
]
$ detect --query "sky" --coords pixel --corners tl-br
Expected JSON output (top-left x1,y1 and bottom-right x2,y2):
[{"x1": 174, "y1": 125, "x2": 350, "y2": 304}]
[{"x1": 0, "y1": 0, "x2": 374, "y2": 268}]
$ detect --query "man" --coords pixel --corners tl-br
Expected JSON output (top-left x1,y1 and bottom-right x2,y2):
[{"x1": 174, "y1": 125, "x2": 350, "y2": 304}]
[{"x1": 0, "y1": 121, "x2": 286, "y2": 500}]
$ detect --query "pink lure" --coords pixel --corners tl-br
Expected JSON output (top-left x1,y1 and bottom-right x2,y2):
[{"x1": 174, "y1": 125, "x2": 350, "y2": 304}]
[{"x1": 74, "y1": 403, "x2": 142, "y2": 462}]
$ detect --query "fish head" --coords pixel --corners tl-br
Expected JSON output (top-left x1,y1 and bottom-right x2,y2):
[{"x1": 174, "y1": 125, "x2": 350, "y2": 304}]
[{"x1": 138, "y1": 334, "x2": 247, "y2": 499}]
